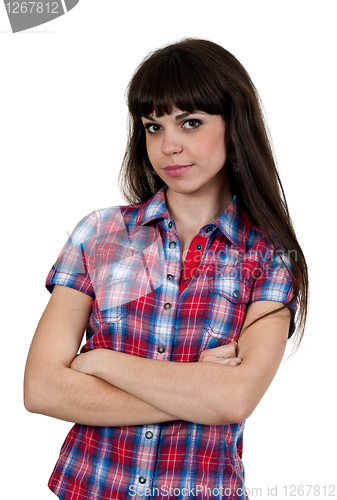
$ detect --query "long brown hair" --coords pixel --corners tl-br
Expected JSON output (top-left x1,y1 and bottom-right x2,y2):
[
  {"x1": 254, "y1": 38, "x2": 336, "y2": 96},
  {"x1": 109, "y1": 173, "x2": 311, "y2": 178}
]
[{"x1": 119, "y1": 38, "x2": 308, "y2": 352}]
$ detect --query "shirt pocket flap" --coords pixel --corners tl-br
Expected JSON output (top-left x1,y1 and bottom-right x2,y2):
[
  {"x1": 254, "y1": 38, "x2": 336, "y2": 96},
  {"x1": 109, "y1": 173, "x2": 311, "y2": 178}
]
[
  {"x1": 96, "y1": 263, "x2": 139, "y2": 321},
  {"x1": 210, "y1": 276, "x2": 250, "y2": 304},
  {"x1": 98, "y1": 262, "x2": 139, "y2": 287}
]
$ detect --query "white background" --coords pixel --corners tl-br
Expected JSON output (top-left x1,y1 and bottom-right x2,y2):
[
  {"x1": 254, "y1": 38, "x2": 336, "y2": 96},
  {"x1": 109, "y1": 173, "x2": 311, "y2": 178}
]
[{"x1": 1, "y1": 1, "x2": 336, "y2": 499}]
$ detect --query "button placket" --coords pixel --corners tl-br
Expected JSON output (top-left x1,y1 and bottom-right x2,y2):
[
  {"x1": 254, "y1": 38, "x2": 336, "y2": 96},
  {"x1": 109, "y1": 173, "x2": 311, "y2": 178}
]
[
  {"x1": 152, "y1": 228, "x2": 181, "y2": 362},
  {"x1": 132, "y1": 226, "x2": 180, "y2": 492},
  {"x1": 133, "y1": 424, "x2": 159, "y2": 492},
  {"x1": 179, "y1": 234, "x2": 210, "y2": 294}
]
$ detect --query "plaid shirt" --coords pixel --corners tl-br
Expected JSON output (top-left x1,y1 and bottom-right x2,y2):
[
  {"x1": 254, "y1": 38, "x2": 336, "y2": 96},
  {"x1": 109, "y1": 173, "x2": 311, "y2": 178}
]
[{"x1": 46, "y1": 186, "x2": 296, "y2": 500}]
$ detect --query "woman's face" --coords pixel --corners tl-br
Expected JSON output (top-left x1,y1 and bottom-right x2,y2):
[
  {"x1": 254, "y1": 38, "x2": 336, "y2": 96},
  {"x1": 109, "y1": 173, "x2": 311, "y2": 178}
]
[{"x1": 141, "y1": 108, "x2": 228, "y2": 197}]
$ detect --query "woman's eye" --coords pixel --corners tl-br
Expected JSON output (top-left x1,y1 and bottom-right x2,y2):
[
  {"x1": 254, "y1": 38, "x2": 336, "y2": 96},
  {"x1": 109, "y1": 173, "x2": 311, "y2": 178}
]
[
  {"x1": 183, "y1": 119, "x2": 201, "y2": 130},
  {"x1": 144, "y1": 123, "x2": 161, "y2": 134}
]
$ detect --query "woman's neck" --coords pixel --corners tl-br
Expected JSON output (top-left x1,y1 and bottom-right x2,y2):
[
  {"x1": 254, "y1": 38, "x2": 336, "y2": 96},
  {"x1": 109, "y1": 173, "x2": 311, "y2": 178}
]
[{"x1": 165, "y1": 182, "x2": 233, "y2": 233}]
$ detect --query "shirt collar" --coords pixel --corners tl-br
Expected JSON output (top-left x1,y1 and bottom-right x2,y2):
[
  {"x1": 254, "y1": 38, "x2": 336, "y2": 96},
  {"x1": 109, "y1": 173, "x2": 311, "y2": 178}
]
[
  {"x1": 214, "y1": 194, "x2": 252, "y2": 251},
  {"x1": 131, "y1": 186, "x2": 171, "y2": 234},
  {"x1": 131, "y1": 185, "x2": 252, "y2": 252}
]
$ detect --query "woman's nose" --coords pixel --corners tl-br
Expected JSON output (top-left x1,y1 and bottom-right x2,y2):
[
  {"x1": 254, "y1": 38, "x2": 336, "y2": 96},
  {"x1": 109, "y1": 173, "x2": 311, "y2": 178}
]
[{"x1": 160, "y1": 132, "x2": 183, "y2": 155}]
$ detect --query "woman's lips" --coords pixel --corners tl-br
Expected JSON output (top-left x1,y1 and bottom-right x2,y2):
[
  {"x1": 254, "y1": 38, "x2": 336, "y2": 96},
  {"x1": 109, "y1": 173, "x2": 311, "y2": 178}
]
[{"x1": 163, "y1": 165, "x2": 193, "y2": 177}]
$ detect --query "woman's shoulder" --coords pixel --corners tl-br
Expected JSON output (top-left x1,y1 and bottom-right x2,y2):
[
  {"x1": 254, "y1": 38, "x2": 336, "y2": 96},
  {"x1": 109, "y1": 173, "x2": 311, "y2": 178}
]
[
  {"x1": 235, "y1": 195, "x2": 288, "y2": 261},
  {"x1": 245, "y1": 224, "x2": 290, "y2": 272},
  {"x1": 95, "y1": 199, "x2": 144, "y2": 225},
  {"x1": 72, "y1": 199, "x2": 146, "y2": 241}
]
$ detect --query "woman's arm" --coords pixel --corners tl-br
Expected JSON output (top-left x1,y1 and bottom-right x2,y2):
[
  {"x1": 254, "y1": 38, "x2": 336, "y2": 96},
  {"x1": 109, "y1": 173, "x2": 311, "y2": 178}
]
[
  {"x1": 24, "y1": 285, "x2": 177, "y2": 426},
  {"x1": 71, "y1": 300, "x2": 290, "y2": 426}
]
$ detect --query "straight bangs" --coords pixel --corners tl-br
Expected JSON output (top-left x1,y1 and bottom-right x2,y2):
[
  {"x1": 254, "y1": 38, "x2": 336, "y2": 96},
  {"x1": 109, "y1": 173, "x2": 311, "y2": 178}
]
[{"x1": 127, "y1": 48, "x2": 227, "y2": 119}]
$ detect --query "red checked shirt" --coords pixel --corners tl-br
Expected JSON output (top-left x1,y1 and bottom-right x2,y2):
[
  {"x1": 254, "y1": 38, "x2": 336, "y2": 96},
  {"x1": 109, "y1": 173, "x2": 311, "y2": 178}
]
[{"x1": 46, "y1": 185, "x2": 296, "y2": 500}]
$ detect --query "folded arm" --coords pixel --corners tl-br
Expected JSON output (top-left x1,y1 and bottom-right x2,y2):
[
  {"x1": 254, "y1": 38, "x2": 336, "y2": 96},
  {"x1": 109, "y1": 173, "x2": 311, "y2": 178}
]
[
  {"x1": 70, "y1": 300, "x2": 290, "y2": 425},
  {"x1": 24, "y1": 285, "x2": 177, "y2": 426},
  {"x1": 25, "y1": 284, "x2": 290, "y2": 426}
]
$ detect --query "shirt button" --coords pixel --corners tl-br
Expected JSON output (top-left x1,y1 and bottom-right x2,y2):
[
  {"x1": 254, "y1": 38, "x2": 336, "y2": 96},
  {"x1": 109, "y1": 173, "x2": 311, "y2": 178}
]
[
  {"x1": 196, "y1": 244, "x2": 203, "y2": 251},
  {"x1": 168, "y1": 221, "x2": 173, "y2": 228},
  {"x1": 139, "y1": 476, "x2": 146, "y2": 484},
  {"x1": 183, "y1": 278, "x2": 189, "y2": 283},
  {"x1": 233, "y1": 290, "x2": 240, "y2": 298},
  {"x1": 157, "y1": 345, "x2": 165, "y2": 353},
  {"x1": 206, "y1": 227, "x2": 212, "y2": 233},
  {"x1": 164, "y1": 302, "x2": 172, "y2": 310},
  {"x1": 169, "y1": 241, "x2": 177, "y2": 249},
  {"x1": 145, "y1": 431, "x2": 153, "y2": 439},
  {"x1": 167, "y1": 274, "x2": 174, "y2": 280},
  {"x1": 106, "y1": 275, "x2": 112, "y2": 281}
]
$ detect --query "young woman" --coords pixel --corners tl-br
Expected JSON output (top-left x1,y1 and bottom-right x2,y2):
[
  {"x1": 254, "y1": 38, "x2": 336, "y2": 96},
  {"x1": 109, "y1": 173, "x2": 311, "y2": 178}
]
[{"x1": 24, "y1": 39, "x2": 308, "y2": 500}]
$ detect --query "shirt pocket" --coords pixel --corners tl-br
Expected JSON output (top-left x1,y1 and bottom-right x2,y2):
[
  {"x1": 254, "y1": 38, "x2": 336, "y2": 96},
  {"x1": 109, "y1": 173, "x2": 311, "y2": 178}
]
[
  {"x1": 95, "y1": 262, "x2": 139, "y2": 322},
  {"x1": 203, "y1": 276, "x2": 250, "y2": 340}
]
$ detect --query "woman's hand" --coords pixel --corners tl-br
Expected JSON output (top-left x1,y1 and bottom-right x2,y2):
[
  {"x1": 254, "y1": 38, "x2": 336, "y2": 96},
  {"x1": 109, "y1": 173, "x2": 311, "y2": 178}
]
[{"x1": 199, "y1": 341, "x2": 242, "y2": 366}]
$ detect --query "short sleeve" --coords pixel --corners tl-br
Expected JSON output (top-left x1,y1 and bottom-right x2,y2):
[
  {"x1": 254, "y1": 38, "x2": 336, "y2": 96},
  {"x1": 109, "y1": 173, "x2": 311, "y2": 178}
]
[
  {"x1": 45, "y1": 211, "x2": 97, "y2": 298},
  {"x1": 248, "y1": 247, "x2": 297, "y2": 338}
]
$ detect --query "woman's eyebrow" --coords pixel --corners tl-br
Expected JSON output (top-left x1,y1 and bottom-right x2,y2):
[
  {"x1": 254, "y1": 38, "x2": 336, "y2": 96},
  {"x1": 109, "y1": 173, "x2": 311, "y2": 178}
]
[
  {"x1": 141, "y1": 115, "x2": 156, "y2": 121},
  {"x1": 141, "y1": 111, "x2": 204, "y2": 121},
  {"x1": 175, "y1": 112, "x2": 192, "y2": 120}
]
